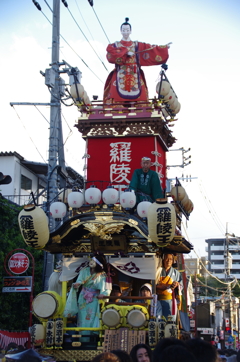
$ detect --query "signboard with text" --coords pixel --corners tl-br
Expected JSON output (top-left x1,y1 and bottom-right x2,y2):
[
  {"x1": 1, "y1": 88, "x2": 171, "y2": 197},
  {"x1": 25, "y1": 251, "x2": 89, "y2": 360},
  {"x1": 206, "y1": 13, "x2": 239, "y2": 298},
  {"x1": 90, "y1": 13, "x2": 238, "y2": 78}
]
[
  {"x1": 8, "y1": 252, "x2": 29, "y2": 274},
  {"x1": 87, "y1": 135, "x2": 167, "y2": 191},
  {"x1": 2, "y1": 276, "x2": 32, "y2": 292}
]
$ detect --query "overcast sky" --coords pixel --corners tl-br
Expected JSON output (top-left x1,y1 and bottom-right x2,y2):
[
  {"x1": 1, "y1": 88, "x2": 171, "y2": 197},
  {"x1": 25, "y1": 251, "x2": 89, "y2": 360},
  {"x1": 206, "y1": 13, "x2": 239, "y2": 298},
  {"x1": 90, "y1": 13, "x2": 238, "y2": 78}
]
[{"x1": 1, "y1": 0, "x2": 240, "y2": 258}]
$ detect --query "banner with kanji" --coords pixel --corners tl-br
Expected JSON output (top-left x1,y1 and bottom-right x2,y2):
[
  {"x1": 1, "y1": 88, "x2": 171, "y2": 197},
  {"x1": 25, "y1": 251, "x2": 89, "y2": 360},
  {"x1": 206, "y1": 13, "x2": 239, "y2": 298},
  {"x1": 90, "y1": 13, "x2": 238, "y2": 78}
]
[{"x1": 86, "y1": 135, "x2": 166, "y2": 190}]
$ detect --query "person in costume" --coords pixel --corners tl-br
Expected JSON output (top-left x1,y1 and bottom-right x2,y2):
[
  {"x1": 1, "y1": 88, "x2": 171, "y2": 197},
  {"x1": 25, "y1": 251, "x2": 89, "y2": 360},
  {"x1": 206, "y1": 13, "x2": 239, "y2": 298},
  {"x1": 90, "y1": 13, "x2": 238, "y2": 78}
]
[
  {"x1": 104, "y1": 18, "x2": 170, "y2": 104},
  {"x1": 137, "y1": 283, "x2": 162, "y2": 319},
  {"x1": 156, "y1": 254, "x2": 182, "y2": 321},
  {"x1": 129, "y1": 157, "x2": 164, "y2": 204},
  {"x1": 110, "y1": 284, "x2": 126, "y2": 303},
  {"x1": 63, "y1": 254, "x2": 111, "y2": 340}
]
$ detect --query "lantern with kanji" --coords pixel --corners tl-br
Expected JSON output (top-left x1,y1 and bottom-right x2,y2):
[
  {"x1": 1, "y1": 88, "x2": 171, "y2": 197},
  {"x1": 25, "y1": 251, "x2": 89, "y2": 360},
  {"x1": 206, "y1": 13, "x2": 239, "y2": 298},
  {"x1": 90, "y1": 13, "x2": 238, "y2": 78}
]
[
  {"x1": 18, "y1": 204, "x2": 49, "y2": 249},
  {"x1": 148, "y1": 199, "x2": 176, "y2": 247}
]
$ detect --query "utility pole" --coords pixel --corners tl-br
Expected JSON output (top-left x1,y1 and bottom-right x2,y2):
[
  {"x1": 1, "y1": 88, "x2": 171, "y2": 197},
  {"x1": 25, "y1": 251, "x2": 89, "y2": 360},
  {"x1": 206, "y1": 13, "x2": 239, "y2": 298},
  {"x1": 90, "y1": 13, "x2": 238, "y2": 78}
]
[
  {"x1": 43, "y1": 0, "x2": 65, "y2": 290},
  {"x1": 225, "y1": 222, "x2": 233, "y2": 340}
]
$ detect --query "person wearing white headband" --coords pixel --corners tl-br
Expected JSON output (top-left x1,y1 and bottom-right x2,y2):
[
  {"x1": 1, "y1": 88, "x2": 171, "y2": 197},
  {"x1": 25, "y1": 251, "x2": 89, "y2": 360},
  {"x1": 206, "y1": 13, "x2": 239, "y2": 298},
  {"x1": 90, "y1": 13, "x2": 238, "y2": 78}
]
[
  {"x1": 129, "y1": 156, "x2": 164, "y2": 204},
  {"x1": 64, "y1": 254, "x2": 111, "y2": 342}
]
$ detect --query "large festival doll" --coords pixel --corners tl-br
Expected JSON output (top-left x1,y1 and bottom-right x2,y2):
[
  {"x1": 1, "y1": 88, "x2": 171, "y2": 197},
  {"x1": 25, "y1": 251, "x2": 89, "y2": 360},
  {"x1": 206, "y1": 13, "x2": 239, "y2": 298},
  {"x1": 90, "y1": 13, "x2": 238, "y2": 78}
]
[
  {"x1": 103, "y1": 17, "x2": 170, "y2": 104},
  {"x1": 64, "y1": 254, "x2": 111, "y2": 339}
]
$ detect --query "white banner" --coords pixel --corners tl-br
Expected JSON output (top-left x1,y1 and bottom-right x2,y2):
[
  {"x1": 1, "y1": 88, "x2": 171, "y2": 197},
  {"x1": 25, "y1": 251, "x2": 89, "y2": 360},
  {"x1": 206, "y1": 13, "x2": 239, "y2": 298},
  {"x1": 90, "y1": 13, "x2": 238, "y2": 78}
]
[{"x1": 60, "y1": 255, "x2": 162, "y2": 282}]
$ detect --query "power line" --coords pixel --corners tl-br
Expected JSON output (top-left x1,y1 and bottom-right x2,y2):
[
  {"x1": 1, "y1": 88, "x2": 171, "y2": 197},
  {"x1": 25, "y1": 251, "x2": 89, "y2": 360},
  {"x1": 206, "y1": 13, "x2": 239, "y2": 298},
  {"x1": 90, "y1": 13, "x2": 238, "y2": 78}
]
[
  {"x1": 63, "y1": 2, "x2": 109, "y2": 72},
  {"x1": 74, "y1": 0, "x2": 95, "y2": 42},
  {"x1": 90, "y1": 5, "x2": 111, "y2": 44},
  {"x1": 199, "y1": 180, "x2": 225, "y2": 235},
  {"x1": 12, "y1": 106, "x2": 47, "y2": 164},
  {"x1": 32, "y1": 0, "x2": 104, "y2": 83}
]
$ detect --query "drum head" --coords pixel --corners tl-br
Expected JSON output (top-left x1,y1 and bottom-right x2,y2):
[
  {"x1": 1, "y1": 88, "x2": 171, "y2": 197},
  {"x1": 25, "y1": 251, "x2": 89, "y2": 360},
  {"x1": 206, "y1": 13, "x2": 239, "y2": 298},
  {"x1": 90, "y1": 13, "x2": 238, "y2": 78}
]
[
  {"x1": 33, "y1": 292, "x2": 57, "y2": 318},
  {"x1": 102, "y1": 308, "x2": 121, "y2": 327},
  {"x1": 127, "y1": 309, "x2": 146, "y2": 328}
]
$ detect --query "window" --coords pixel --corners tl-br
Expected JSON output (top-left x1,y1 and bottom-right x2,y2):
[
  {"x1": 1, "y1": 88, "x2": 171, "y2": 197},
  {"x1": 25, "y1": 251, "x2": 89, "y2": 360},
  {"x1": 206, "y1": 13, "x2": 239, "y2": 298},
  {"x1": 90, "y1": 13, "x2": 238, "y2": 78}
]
[{"x1": 21, "y1": 175, "x2": 32, "y2": 191}]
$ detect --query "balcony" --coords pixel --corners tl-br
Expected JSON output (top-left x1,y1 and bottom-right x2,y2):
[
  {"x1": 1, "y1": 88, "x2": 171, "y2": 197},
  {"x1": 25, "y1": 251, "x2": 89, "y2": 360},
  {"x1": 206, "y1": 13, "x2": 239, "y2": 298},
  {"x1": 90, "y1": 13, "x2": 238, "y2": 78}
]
[
  {"x1": 210, "y1": 246, "x2": 224, "y2": 251},
  {"x1": 210, "y1": 255, "x2": 224, "y2": 260},
  {"x1": 210, "y1": 264, "x2": 224, "y2": 269}
]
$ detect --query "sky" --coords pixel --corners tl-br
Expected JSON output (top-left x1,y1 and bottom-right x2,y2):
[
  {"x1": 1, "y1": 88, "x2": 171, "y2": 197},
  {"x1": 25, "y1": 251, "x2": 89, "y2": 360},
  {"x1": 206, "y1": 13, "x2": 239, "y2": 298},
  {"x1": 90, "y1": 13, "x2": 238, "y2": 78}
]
[{"x1": 0, "y1": 0, "x2": 240, "y2": 258}]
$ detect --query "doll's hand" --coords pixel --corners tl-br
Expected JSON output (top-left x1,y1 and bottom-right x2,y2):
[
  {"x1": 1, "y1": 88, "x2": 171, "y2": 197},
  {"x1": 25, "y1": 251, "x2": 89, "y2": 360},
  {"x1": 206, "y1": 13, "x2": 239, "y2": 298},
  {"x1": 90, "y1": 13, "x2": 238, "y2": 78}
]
[{"x1": 73, "y1": 283, "x2": 81, "y2": 289}]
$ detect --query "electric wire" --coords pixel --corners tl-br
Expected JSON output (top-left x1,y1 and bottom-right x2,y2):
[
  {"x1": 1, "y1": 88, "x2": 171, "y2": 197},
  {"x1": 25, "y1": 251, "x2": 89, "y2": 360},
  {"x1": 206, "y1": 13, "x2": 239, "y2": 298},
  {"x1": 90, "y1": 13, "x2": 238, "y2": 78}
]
[
  {"x1": 32, "y1": 1, "x2": 104, "y2": 83},
  {"x1": 198, "y1": 180, "x2": 225, "y2": 235},
  {"x1": 11, "y1": 106, "x2": 47, "y2": 164},
  {"x1": 64, "y1": 6, "x2": 109, "y2": 72},
  {"x1": 34, "y1": 105, "x2": 50, "y2": 124},
  {"x1": 181, "y1": 221, "x2": 237, "y2": 285},
  {"x1": 90, "y1": 6, "x2": 111, "y2": 44},
  {"x1": 74, "y1": 0, "x2": 95, "y2": 42}
]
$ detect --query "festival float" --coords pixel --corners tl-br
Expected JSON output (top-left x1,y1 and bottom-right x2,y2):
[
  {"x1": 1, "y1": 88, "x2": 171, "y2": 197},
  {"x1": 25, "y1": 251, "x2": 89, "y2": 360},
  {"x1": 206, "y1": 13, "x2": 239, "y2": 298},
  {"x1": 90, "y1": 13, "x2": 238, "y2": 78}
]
[{"x1": 17, "y1": 8, "x2": 194, "y2": 362}]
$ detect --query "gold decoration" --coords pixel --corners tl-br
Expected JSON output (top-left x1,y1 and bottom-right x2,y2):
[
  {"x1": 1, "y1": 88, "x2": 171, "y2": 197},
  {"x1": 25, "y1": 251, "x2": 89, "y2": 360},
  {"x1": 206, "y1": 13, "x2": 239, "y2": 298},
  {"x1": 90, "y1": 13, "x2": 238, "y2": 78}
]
[
  {"x1": 84, "y1": 222, "x2": 125, "y2": 240},
  {"x1": 71, "y1": 219, "x2": 80, "y2": 226},
  {"x1": 52, "y1": 235, "x2": 61, "y2": 244},
  {"x1": 128, "y1": 219, "x2": 138, "y2": 226}
]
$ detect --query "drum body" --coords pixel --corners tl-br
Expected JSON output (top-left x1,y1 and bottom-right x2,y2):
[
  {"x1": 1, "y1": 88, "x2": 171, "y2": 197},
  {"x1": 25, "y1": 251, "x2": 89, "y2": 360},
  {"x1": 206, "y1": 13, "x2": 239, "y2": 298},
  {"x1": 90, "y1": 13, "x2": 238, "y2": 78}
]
[
  {"x1": 101, "y1": 305, "x2": 123, "y2": 329},
  {"x1": 125, "y1": 305, "x2": 149, "y2": 329},
  {"x1": 32, "y1": 291, "x2": 64, "y2": 321}
]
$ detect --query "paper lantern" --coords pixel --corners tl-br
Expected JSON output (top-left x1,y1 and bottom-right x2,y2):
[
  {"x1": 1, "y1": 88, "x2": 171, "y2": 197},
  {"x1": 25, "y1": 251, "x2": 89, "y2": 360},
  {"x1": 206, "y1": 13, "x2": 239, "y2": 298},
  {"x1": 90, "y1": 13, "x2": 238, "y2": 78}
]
[
  {"x1": 120, "y1": 189, "x2": 136, "y2": 209},
  {"x1": 46, "y1": 319, "x2": 55, "y2": 347},
  {"x1": 184, "y1": 199, "x2": 194, "y2": 214},
  {"x1": 174, "y1": 102, "x2": 181, "y2": 114},
  {"x1": 58, "y1": 188, "x2": 72, "y2": 203},
  {"x1": 170, "y1": 98, "x2": 179, "y2": 112},
  {"x1": 85, "y1": 186, "x2": 101, "y2": 204},
  {"x1": 171, "y1": 186, "x2": 186, "y2": 202},
  {"x1": 55, "y1": 318, "x2": 64, "y2": 347},
  {"x1": 18, "y1": 204, "x2": 49, "y2": 249},
  {"x1": 164, "y1": 89, "x2": 174, "y2": 103},
  {"x1": 180, "y1": 194, "x2": 189, "y2": 208},
  {"x1": 68, "y1": 191, "x2": 84, "y2": 208},
  {"x1": 148, "y1": 199, "x2": 176, "y2": 247},
  {"x1": 31, "y1": 324, "x2": 45, "y2": 347},
  {"x1": 137, "y1": 201, "x2": 152, "y2": 218},
  {"x1": 50, "y1": 201, "x2": 67, "y2": 219},
  {"x1": 156, "y1": 80, "x2": 171, "y2": 96},
  {"x1": 70, "y1": 83, "x2": 84, "y2": 100},
  {"x1": 102, "y1": 187, "x2": 118, "y2": 205}
]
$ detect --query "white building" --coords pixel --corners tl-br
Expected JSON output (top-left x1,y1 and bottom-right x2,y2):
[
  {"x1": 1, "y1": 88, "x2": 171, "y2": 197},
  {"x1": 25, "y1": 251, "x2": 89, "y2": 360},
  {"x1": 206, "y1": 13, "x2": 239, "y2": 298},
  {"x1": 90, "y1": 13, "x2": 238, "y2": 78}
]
[
  {"x1": 205, "y1": 238, "x2": 240, "y2": 279},
  {"x1": 0, "y1": 151, "x2": 83, "y2": 206}
]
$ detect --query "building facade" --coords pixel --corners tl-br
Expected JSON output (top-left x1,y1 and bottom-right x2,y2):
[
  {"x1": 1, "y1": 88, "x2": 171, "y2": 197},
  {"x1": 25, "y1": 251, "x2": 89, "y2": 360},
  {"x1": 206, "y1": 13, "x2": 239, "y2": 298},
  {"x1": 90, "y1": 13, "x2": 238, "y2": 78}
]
[{"x1": 205, "y1": 238, "x2": 240, "y2": 279}]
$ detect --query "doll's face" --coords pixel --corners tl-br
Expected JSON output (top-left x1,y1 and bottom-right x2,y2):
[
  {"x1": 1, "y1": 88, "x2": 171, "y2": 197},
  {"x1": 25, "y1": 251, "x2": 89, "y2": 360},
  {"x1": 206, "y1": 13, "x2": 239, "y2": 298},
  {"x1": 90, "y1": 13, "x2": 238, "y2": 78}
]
[
  {"x1": 89, "y1": 259, "x2": 96, "y2": 268},
  {"x1": 121, "y1": 24, "x2": 131, "y2": 40}
]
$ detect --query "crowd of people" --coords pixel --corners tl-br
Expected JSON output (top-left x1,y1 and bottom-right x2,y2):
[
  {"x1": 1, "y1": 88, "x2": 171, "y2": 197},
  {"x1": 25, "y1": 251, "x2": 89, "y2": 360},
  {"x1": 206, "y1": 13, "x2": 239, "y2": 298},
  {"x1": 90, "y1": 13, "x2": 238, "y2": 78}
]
[{"x1": 91, "y1": 338, "x2": 240, "y2": 362}]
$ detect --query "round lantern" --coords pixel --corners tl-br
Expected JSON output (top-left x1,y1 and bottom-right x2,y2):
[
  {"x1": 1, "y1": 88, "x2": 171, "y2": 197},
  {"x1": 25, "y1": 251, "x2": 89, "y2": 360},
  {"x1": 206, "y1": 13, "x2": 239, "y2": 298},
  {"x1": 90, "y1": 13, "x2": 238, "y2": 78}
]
[
  {"x1": 83, "y1": 90, "x2": 91, "y2": 105},
  {"x1": 171, "y1": 186, "x2": 186, "y2": 202},
  {"x1": 184, "y1": 199, "x2": 194, "y2": 214},
  {"x1": 137, "y1": 201, "x2": 152, "y2": 218},
  {"x1": 180, "y1": 194, "x2": 190, "y2": 209},
  {"x1": 58, "y1": 188, "x2": 72, "y2": 203},
  {"x1": 164, "y1": 89, "x2": 175, "y2": 104},
  {"x1": 70, "y1": 83, "x2": 84, "y2": 100},
  {"x1": 68, "y1": 190, "x2": 84, "y2": 208},
  {"x1": 50, "y1": 201, "x2": 67, "y2": 220},
  {"x1": 174, "y1": 102, "x2": 181, "y2": 114},
  {"x1": 85, "y1": 185, "x2": 101, "y2": 204},
  {"x1": 102, "y1": 187, "x2": 118, "y2": 205},
  {"x1": 148, "y1": 199, "x2": 176, "y2": 247},
  {"x1": 120, "y1": 189, "x2": 136, "y2": 209},
  {"x1": 18, "y1": 204, "x2": 49, "y2": 249},
  {"x1": 170, "y1": 98, "x2": 179, "y2": 112},
  {"x1": 156, "y1": 80, "x2": 171, "y2": 96}
]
